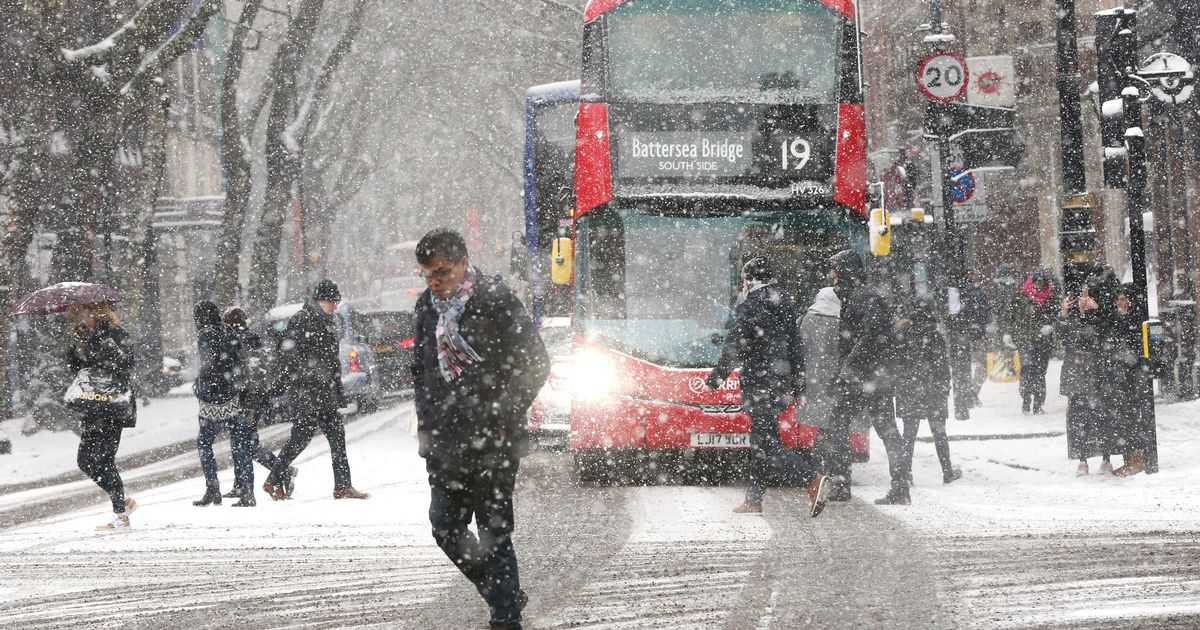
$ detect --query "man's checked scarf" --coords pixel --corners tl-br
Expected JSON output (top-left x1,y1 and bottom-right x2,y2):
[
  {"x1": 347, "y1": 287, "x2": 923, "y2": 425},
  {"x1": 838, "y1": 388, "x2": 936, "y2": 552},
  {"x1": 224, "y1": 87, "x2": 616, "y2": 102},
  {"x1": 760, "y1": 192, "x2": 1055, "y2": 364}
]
[{"x1": 433, "y1": 267, "x2": 483, "y2": 381}]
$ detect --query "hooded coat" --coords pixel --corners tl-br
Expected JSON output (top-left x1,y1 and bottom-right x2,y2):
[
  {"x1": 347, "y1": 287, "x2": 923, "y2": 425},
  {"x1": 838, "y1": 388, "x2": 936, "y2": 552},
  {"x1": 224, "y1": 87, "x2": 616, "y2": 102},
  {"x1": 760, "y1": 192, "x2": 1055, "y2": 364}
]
[
  {"x1": 893, "y1": 303, "x2": 951, "y2": 419},
  {"x1": 799, "y1": 287, "x2": 842, "y2": 428},
  {"x1": 412, "y1": 271, "x2": 550, "y2": 462},
  {"x1": 193, "y1": 301, "x2": 241, "y2": 406}
]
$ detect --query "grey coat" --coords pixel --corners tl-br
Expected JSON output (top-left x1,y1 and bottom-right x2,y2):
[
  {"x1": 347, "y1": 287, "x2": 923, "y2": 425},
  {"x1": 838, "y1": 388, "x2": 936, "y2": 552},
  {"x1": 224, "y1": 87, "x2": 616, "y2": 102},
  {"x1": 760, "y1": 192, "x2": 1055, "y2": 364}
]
[{"x1": 799, "y1": 288, "x2": 869, "y2": 432}]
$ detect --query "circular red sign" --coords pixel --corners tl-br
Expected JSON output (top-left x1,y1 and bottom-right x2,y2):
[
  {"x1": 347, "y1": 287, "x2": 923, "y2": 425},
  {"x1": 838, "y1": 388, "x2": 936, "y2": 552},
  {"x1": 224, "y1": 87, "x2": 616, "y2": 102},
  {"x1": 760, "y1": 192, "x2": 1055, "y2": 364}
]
[{"x1": 917, "y1": 51, "x2": 969, "y2": 103}]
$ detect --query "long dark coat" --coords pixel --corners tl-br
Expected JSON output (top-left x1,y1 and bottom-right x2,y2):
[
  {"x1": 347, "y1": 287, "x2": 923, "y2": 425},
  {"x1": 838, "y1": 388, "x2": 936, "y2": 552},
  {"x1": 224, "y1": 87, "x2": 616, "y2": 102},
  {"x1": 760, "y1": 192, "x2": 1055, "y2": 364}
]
[
  {"x1": 893, "y1": 309, "x2": 951, "y2": 420},
  {"x1": 412, "y1": 272, "x2": 550, "y2": 462},
  {"x1": 193, "y1": 302, "x2": 241, "y2": 406}
]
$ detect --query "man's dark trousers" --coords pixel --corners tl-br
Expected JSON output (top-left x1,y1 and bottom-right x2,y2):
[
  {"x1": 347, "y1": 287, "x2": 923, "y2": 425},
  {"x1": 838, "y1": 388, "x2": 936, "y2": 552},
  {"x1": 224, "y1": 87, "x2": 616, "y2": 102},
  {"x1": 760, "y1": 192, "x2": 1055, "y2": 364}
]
[
  {"x1": 828, "y1": 389, "x2": 908, "y2": 488},
  {"x1": 745, "y1": 392, "x2": 817, "y2": 506},
  {"x1": 268, "y1": 410, "x2": 351, "y2": 488},
  {"x1": 947, "y1": 332, "x2": 977, "y2": 416},
  {"x1": 428, "y1": 453, "x2": 522, "y2": 627}
]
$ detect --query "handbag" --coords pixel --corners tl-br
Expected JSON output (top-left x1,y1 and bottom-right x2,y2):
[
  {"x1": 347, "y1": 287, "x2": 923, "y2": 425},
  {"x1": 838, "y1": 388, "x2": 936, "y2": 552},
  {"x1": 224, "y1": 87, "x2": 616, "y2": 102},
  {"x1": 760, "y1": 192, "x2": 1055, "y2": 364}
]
[
  {"x1": 986, "y1": 350, "x2": 1022, "y2": 383},
  {"x1": 64, "y1": 367, "x2": 132, "y2": 413}
]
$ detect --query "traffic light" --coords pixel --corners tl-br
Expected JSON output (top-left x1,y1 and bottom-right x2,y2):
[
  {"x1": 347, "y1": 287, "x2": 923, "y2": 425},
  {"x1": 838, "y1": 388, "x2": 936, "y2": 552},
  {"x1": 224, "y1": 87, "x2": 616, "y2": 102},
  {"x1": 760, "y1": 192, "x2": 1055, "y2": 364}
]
[
  {"x1": 1095, "y1": 8, "x2": 1137, "y2": 189},
  {"x1": 869, "y1": 208, "x2": 892, "y2": 257}
]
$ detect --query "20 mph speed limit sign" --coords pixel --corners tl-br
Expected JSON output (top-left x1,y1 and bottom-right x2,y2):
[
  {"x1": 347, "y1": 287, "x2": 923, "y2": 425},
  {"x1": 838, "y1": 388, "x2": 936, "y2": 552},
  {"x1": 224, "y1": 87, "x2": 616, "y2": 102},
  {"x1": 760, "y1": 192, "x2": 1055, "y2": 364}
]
[{"x1": 917, "y1": 51, "x2": 969, "y2": 102}]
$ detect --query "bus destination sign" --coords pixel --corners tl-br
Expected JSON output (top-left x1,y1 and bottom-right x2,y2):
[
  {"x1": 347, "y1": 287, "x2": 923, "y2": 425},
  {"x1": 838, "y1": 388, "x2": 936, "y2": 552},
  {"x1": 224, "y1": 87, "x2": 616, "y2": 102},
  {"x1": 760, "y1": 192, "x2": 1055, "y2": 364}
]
[{"x1": 617, "y1": 132, "x2": 754, "y2": 178}]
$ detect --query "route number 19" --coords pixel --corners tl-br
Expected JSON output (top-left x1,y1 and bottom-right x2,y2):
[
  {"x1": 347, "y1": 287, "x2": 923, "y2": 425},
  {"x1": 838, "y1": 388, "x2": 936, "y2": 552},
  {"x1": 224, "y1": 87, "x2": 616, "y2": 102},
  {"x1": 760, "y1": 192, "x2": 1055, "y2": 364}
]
[{"x1": 781, "y1": 138, "x2": 811, "y2": 171}]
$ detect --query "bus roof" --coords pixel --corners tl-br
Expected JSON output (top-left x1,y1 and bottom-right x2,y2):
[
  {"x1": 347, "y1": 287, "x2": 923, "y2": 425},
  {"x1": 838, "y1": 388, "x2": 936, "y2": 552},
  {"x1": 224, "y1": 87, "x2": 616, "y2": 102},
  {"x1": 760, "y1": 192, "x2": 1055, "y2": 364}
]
[
  {"x1": 527, "y1": 80, "x2": 580, "y2": 106},
  {"x1": 584, "y1": 0, "x2": 857, "y2": 22}
]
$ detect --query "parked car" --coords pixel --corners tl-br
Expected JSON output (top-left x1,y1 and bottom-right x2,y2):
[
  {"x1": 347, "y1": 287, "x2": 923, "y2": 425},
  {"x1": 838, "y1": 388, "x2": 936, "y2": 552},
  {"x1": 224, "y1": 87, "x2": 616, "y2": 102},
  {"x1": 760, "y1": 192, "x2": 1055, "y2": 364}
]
[
  {"x1": 528, "y1": 317, "x2": 572, "y2": 446},
  {"x1": 261, "y1": 302, "x2": 383, "y2": 416},
  {"x1": 345, "y1": 308, "x2": 415, "y2": 392}
]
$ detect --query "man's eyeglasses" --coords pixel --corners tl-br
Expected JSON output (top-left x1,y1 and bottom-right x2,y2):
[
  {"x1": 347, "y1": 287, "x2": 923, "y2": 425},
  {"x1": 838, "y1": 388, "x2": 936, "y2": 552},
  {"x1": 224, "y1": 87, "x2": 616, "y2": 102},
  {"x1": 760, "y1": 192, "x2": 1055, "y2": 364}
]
[{"x1": 418, "y1": 259, "x2": 462, "y2": 280}]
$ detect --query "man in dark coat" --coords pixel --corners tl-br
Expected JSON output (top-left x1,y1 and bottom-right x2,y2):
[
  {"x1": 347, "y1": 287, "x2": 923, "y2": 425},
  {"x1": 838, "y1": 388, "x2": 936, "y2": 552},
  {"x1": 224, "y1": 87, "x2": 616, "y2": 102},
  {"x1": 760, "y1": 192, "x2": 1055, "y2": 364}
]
[
  {"x1": 262, "y1": 280, "x2": 370, "y2": 501},
  {"x1": 412, "y1": 228, "x2": 549, "y2": 630},
  {"x1": 893, "y1": 298, "x2": 962, "y2": 484},
  {"x1": 826, "y1": 249, "x2": 911, "y2": 505},
  {"x1": 946, "y1": 277, "x2": 990, "y2": 420},
  {"x1": 705, "y1": 257, "x2": 830, "y2": 517}
]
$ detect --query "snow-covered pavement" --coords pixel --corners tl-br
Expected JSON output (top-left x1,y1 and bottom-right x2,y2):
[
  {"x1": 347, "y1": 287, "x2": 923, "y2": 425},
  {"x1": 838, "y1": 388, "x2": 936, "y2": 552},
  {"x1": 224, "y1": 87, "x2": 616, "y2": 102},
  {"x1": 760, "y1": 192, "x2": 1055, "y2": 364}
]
[{"x1": 1, "y1": 365, "x2": 1198, "y2": 628}]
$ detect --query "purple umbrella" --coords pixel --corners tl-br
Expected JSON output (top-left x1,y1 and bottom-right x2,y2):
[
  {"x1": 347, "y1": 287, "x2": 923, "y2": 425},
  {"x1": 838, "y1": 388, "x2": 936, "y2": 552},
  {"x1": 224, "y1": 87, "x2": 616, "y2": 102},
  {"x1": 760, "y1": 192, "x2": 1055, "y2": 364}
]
[{"x1": 11, "y1": 282, "x2": 123, "y2": 317}]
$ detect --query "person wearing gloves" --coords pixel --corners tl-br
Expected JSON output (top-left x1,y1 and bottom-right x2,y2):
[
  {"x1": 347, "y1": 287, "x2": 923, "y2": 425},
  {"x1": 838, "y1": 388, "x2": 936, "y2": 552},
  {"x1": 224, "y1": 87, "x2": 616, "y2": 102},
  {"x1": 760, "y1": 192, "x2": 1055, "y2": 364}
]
[
  {"x1": 706, "y1": 257, "x2": 830, "y2": 517},
  {"x1": 1001, "y1": 270, "x2": 1058, "y2": 414}
]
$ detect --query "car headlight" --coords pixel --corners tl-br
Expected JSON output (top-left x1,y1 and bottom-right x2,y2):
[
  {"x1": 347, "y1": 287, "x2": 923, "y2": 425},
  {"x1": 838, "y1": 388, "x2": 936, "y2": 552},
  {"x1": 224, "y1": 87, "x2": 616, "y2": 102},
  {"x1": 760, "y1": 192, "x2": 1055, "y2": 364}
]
[{"x1": 568, "y1": 350, "x2": 618, "y2": 400}]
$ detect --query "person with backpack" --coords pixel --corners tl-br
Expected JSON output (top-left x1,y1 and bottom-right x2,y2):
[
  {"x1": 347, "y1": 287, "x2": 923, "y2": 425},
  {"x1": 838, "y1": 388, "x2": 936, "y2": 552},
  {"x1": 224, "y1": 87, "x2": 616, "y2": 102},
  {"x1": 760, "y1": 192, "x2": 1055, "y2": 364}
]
[{"x1": 192, "y1": 300, "x2": 254, "y2": 507}]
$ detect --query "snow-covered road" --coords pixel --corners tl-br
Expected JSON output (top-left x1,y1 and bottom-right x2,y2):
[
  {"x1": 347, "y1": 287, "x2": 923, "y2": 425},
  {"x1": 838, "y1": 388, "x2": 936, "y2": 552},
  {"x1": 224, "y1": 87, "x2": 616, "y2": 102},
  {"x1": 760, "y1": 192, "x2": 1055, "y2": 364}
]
[{"x1": 1, "y1": 367, "x2": 1199, "y2": 629}]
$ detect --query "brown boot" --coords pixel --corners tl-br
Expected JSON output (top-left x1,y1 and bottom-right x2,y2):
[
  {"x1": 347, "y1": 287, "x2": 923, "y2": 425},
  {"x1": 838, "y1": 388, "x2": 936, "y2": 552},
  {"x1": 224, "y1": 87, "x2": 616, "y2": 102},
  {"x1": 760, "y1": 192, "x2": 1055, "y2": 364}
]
[
  {"x1": 1113, "y1": 451, "x2": 1145, "y2": 477},
  {"x1": 807, "y1": 475, "x2": 831, "y2": 517},
  {"x1": 263, "y1": 482, "x2": 289, "y2": 501},
  {"x1": 333, "y1": 486, "x2": 370, "y2": 500}
]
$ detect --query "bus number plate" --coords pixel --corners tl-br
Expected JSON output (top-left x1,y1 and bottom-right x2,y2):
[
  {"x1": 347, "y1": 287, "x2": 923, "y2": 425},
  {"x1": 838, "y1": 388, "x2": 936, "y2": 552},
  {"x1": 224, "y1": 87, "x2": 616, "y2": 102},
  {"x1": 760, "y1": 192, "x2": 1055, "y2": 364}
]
[{"x1": 690, "y1": 433, "x2": 749, "y2": 449}]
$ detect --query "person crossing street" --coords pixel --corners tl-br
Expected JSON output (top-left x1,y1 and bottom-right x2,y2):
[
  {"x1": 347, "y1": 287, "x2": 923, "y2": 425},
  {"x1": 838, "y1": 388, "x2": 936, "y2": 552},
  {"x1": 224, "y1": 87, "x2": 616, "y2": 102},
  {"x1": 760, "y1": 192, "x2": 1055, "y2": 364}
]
[
  {"x1": 705, "y1": 257, "x2": 830, "y2": 517},
  {"x1": 262, "y1": 280, "x2": 369, "y2": 501},
  {"x1": 412, "y1": 229, "x2": 550, "y2": 630}
]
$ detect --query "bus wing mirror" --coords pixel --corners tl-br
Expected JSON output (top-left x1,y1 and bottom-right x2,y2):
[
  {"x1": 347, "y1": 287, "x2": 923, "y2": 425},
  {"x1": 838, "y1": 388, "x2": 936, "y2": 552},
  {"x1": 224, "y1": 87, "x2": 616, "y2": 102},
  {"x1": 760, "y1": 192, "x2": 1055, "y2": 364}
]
[{"x1": 551, "y1": 237, "x2": 574, "y2": 285}]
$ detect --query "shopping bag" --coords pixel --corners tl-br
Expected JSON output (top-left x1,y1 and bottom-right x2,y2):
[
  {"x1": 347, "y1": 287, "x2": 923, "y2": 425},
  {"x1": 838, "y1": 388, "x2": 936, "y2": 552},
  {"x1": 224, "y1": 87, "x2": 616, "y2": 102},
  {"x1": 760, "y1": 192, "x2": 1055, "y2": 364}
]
[
  {"x1": 64, "y1": 367, "x2": 132, "y2": 413},
  {"x1": 986, "y1": 350, "x2": 1021, "y2": 383}
]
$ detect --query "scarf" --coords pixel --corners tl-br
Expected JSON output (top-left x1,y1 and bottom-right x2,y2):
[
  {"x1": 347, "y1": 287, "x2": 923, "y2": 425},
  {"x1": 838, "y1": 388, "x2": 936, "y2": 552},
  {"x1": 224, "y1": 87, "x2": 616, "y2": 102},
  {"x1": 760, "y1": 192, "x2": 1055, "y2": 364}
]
[
  {"x1": 433, "y1": 267, "x2": 484, "y2": 382},
  {"x1": 1022, "y1": 277, "x2": 1054, "y2": 307}
]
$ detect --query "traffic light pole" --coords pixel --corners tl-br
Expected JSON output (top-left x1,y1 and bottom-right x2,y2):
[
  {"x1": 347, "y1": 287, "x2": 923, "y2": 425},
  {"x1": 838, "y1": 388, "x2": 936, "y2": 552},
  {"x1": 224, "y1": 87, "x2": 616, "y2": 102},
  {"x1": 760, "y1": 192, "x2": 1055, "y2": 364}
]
[
  {"x1": 1055, "y1": 0, "x2": 1099, "y2": 298},
  {"x1": 927, "y1": 0, "x2": 967, "y2": 288},
  {"x1": 1120, "y1": 22, "x2": 1159, "y2": 474}
]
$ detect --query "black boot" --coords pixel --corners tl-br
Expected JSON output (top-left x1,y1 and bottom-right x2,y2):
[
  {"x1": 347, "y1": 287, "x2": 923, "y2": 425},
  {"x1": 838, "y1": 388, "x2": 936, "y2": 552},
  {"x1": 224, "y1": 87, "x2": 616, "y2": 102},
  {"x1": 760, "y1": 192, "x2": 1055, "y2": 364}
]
[
  {"x1": 1032, "y1": 391, "x2": 1046, "y2": 414},
  {"x1": 193, "y1": 484, "x2": 222, "y2": 506},
  {"x1": 943, "y1": 467, "x2": 963, "y2": 484},
  {"x1": 223, "y1": 486, "x2": 244, "y2": 499},
  {"x1": 827, "y1": 475, "x2": 852, "y2": 502},
  {"x1": 232, "y1": 489, "x2": 257, "y2": 507},
  {"x1": 873, "y1": 485, "x2": 911, "y2": 505},
  {"x1": 1021, "y1": 394, "x2": 1031, "y2": 414}
]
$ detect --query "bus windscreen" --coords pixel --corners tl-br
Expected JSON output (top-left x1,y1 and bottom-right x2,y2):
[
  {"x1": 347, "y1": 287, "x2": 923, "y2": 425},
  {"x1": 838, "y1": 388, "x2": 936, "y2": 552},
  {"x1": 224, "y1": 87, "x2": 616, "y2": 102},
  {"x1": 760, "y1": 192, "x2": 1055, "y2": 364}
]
[{"x1": 606, "y1": 0, "x2": 842, "y2": 103}]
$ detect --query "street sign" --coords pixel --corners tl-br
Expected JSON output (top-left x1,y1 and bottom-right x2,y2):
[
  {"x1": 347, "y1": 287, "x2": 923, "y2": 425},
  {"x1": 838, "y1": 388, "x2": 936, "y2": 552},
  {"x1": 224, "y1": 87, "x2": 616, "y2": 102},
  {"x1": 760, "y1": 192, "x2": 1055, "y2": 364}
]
[
  {"x1": 948, "y1": 128, "x2": 1026, "y2": 172},
  {"x1": 945, "y1": 144, "x2": 987, "y2": 224},
  {"x1": 1139, "y1": 52, "x2": 1194, "y2": 104},
  {"x1": 966, "y1": 55, "x2": 1015, "y2": 108},
  {"x1": 917, "y1": 51, "x2": 969, "y2": 102}
]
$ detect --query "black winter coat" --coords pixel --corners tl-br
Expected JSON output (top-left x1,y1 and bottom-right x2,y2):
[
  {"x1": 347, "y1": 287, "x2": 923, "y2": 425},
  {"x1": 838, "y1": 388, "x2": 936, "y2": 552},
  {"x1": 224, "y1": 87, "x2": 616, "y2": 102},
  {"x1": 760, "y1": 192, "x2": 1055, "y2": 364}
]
[
  {"x1": 195, "y1": 323, "x2": 241, "y2": 405},
  {"x1": 67, "y1": 321, "x2": 136, "y2": 429},
  {"x1": 893, "y1": 314, "x2": 951, "y2": 419},
  {"x1": 836, "y1": 281, "x2": 894, "y2": 396},
  {"x1": 274, "y1": 301, "x2": 344, "y2": 414},
  {"x1": 709, "y1": 284, "x2": 803, "y2": 398},
  {"x1": 947, "y1": 282, "x2": 990, "y2": 340},
  {"x1": 231, "y1": 326, "x2": 269, "y2": 410},
  {"x1": 412, "y1": 272, "x2": 550, "y2": 462}
]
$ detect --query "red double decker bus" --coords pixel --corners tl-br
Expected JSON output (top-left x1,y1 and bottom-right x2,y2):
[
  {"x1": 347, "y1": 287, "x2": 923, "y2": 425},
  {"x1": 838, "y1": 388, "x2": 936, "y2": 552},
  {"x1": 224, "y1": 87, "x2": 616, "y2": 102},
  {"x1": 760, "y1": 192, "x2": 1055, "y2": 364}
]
[{"x1": 569, "y1": 0, "x2": 871, "y2": 482}]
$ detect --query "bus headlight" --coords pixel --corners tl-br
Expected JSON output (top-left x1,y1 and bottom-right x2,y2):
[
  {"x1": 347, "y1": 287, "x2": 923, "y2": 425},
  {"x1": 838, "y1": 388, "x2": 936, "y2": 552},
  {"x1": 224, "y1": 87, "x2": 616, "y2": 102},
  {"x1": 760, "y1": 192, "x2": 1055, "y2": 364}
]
[{"x1": 569, "y1": 350, "x2": 619, "y2": 400}]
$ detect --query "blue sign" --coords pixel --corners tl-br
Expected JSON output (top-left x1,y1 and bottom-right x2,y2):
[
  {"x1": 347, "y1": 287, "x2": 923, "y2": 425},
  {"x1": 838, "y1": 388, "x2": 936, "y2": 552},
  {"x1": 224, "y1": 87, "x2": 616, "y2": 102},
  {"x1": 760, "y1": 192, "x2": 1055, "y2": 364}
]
[{"x1": 948, "y1": 167, "x2": 976, "y2": 204}]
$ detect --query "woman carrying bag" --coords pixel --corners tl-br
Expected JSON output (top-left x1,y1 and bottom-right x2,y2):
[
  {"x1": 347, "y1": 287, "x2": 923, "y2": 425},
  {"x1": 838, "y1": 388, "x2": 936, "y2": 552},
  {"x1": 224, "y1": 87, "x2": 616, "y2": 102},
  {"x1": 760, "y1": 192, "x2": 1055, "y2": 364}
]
[{"x1": 64, "y1": 302, "x2": 137, "y2": 531}]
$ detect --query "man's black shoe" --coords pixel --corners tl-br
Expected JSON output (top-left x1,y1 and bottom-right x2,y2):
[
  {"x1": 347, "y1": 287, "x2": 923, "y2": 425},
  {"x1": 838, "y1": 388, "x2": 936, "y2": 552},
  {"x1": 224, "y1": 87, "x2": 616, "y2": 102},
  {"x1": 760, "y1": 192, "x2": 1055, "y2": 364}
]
[
  {"x1": 827, "y1": 477, "x2": 851, "y2": 502},
  {"x1": 955, "y1": 408, "x2": 970, "y2": 421},
  {"x1": 873, "y1": 486, "x2": 911, "y2": 505}
]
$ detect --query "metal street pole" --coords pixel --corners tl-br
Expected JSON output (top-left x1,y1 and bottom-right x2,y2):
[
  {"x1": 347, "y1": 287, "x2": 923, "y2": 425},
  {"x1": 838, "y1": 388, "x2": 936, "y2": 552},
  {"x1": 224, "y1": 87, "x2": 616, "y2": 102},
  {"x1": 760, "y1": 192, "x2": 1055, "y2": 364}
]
[
  {"x1": 1055, "y1": 0, "x2": 1098, "y2": 298},
  {"x1": 928, "y1": 0, "x2": 966, "y2": 288},
  {"x1": 1120, "y1": 21, "x2": 1159, "y2": 472},
  {"x1": 1170, "y1": 109, "x2": 1197, "y2": 399}
]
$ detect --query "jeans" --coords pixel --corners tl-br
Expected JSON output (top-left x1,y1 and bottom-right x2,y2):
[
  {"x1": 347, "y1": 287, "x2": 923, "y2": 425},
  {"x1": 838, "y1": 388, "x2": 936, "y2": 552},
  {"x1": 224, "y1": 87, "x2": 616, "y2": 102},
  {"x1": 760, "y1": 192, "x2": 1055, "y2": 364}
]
[
  {"x1": 78, "y1": 422, "x2": 126, "y2": 513},
  {"x1": 947, "y1": 333, "x2": 978, "y2": 414},
  {"x1": 900, "y1": 416, "x2": 954, "y2": 478},
  {"x1": 744, "y1": 392, "x2": 817, "y2": 506},
  {"x1": 268, "y1": 410, "x2": 351, "y2": 489},
  {"x1": 197, "y1": 415, "x2": 255, "y2": 491},
  {"x1": 428, "y1": 454, "x2": 522, "y2": 626},
  {"x1": 1018, "y1": 343, "x2": 1051, "y2": 409},
  {"x1": 829, "y1": 389, "x2": 908, "y2": 489}
]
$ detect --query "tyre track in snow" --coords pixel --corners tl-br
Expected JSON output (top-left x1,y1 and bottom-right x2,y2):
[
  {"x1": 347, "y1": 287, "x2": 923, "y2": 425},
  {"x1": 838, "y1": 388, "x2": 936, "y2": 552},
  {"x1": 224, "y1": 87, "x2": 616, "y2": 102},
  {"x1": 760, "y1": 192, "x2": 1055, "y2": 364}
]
[
  {"x1": 725, "y1": 497, "x2": 954, "y2": 629},
  {"x1": 407, "y1": 450, "x2": 634, "y2": 629},
  {"x1": 929, "y1": 532, "x2": 1200, "y2": 629}
]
